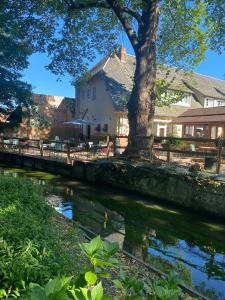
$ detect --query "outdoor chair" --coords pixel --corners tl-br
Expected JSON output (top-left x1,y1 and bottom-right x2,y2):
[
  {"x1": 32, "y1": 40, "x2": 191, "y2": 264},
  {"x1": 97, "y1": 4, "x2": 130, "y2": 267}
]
[
  {"x1": 190, "y1": 144, "x2": 196, "y2": 152},
  {"x1": 12, "y1": 139, "x2": 19, "y2": 151},
  {"x1": 49, "y1": 142, "x2": 56, "y2": 150}
]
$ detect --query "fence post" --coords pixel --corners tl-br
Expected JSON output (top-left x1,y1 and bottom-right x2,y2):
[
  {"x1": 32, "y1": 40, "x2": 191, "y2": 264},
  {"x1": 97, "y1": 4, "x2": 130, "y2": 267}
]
[
  {"x1": 106, "y1": 140, "x2": 110, "y2": 160},
  {"x1": 39, "y1": 139, "x2": 43, "y2": 157},
  {"x1": 18, "y1": 139, "x2": 22, "y2": 155},
  {"x1": 67, "y1": 142, "x2": 71, "y2": 164},
  {"x1": 216, "y1": 137, "x2": 223, "y2": 174},
  {"x1": 167, "y1": 144, "x2": 171, "y2": 163}
]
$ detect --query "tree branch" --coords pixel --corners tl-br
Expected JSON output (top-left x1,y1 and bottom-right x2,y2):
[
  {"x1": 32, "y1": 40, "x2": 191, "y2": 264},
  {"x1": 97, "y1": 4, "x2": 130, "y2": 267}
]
[
  {"x1": 65, "y1": 0, "x2": 140, "y2": 52},
  {"x1": 68, "y1": 0, "x2": 109, "y2": 10},
  {"x1": 67, "y1": 0, "x2": 142, "y2": 24},
  {"x1": 106, "y1": 0, "x2": 139, "y2": 52}
]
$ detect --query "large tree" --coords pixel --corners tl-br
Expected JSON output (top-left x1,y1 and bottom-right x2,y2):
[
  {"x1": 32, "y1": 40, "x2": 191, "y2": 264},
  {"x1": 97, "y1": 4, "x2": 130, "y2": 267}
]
[
  {"x1": 5, "y1": 0, "x2": 224, "y2": 154},
  {"x1": 0, "y1": 1, "x2": 33, "y2": 116}
]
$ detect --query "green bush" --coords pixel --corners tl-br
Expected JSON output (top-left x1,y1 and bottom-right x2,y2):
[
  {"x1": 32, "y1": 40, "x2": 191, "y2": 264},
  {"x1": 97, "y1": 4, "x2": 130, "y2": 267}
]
[
  {"x1": 0, "y1": 176, "x2": 53, "y2": 243},
  {"x1": 164, "y1": 136, "x2": 188, "y2": 150},
  {"x1": 0, "y1": 176, "x2": 84, "y2": 299}
]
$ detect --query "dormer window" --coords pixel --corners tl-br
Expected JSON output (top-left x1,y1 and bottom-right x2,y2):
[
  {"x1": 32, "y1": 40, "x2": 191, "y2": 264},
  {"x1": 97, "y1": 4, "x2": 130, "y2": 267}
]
[
  {"x1": 217, "y1": 100, "x2": 225, "y2": 107},
  {"x1": 204, "y1": 98, "x2": 225, "y2": 107},
  {"x1": 204, "y1": 98, "x2": 214, "y2": 107},
  {"x1": 172, "y1": 95, "x2": 191, "y2": 107}
]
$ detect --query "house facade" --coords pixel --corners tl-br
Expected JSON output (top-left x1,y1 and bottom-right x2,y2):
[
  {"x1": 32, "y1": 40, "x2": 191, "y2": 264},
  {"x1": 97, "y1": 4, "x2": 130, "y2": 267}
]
[
  {"x1": 75, "y1": 47, "x2": 225, "y2": 138},
  {"x1": 1, "y1": 94, "x2": 76, "y2": 140}
]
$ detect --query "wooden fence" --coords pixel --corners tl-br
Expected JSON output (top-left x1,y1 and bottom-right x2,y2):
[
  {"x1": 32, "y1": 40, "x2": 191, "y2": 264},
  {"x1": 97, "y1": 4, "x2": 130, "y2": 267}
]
[
  {"x1": 0, "y1": 136, "x2": 111, "y2": 164},
  {"x1": 114, "y1": 135, "x2": 225, "y2": 174},
  {"x1": 0, "y1": 135, "x2": 224, "y2": 173}
]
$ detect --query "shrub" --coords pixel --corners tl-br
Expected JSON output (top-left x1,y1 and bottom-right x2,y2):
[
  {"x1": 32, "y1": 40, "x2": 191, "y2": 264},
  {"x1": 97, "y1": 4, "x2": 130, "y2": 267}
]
[
  {"x1": 164, "y1": 136, "x2": 188, "y2": 150},
  {"x1": 0, "y1": 176, "x2": 84, "y2": 299},
  {"x1": 21, "y1": 236, "x2": 183, "y2": 300},
  {"x1": 0, "y1": 239, "x2": 53, "y2": 299}
]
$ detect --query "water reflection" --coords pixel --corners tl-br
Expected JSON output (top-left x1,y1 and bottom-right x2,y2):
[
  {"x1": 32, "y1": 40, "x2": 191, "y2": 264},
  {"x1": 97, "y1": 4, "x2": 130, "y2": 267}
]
[
  {"x1": 1, "y1": 165, "x2": 225, "y2": 299},
  {"x1": 51, "y1": 182, "x2": 225, "y2": 299}
]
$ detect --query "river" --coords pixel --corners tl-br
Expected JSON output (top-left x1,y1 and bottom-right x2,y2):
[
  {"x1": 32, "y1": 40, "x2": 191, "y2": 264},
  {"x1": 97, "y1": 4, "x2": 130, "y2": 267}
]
[{"x1": 0, "y1": 164, "x2": 225, "y2": 299}]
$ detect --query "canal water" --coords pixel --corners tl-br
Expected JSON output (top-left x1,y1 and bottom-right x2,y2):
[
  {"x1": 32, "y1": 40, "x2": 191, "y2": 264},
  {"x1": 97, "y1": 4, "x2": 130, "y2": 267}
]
[{"x1": 1, "y1": 164, "x2": 225, "y2": 300}]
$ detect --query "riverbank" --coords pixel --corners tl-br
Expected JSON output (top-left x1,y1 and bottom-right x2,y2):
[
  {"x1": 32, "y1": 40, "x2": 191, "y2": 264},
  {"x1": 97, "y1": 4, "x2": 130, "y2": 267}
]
[
  {"x1": 0, "y1": 175, "x2": 181, "y2": 298},
  {"x1": 0, "y1": 175, "x2": 88, "y2": 298},
  {"x1": 1, "y1": 151, "x2": 225, "y2": 219},
  {"x1": 0, "y1": 173, "x2": 202, "y2": 299}
]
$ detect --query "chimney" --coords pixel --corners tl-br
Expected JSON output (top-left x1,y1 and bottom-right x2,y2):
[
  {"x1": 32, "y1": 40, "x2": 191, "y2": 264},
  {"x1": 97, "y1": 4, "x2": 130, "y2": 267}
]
[{"x1": 118, "y1": 46, "x2": 126, "y2": 62}]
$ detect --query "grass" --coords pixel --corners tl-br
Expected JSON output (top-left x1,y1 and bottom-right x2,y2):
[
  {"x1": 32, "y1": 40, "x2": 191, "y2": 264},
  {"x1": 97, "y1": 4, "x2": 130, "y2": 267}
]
[{"x1": 0, "y1": 175, "x2": 87, "y2": 298}]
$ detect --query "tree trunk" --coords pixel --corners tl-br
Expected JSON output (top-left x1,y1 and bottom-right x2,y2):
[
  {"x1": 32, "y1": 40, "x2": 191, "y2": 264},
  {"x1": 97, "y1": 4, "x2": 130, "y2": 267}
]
[{"x1": 124, "y1": 1, "x2": 159, "y2": 157}]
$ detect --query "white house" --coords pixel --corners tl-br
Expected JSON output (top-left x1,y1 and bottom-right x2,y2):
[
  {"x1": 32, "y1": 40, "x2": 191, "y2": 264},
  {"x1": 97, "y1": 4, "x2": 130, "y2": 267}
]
[{"x1": 75, "y1": 47, "x2": 225, "y2": 138}]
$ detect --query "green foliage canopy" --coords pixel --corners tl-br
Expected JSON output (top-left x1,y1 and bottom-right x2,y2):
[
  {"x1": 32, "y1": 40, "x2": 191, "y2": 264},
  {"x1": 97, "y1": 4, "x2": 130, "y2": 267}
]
[
  {"x1": 3, "y1": 0, "x2": 223, "y2": 80},
  {"x1": 0, "y1": 1, "x2": 33, "y2": 114}
]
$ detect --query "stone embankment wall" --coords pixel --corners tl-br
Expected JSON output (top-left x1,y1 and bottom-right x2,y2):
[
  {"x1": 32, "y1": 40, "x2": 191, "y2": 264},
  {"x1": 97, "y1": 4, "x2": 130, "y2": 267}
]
[{"x1": 0, "y1": 151, "x2": 225, "y2": 219}]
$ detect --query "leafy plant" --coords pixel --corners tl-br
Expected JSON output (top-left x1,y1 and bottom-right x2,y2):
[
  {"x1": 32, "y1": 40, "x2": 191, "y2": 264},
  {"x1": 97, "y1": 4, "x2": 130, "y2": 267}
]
[
  {"x1": 80, "y1": 236, "x2": 119, "y2": 277},
  {"x1": 150, "y1": 272, "x2": 183, "y2": 300},
  {"x1": 20, "y1": 276, "x2": 73, "y2": 300},
  {"x1": 0, "y1": 238, "x2": 53, "y2": 299}
]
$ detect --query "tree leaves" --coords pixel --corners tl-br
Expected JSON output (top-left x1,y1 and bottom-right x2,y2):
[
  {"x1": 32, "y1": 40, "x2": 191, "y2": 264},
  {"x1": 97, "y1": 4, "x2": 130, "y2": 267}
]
[{"x1": 0, "y1": 1, "x2": 32, "y2": 114}]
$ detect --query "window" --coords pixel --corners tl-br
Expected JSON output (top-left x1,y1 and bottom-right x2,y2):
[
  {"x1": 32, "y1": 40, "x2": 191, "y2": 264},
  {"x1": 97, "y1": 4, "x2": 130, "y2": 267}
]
[
  {"x1": 92, "y1": 87, "x2": 96, "y2": 100},
  {"x1": 217, "y1": 100, "x2": 225, "y2": 107},
  {"x1": 218, "y1": 127, "x2": 223, "y2": 138},
  {"x1": 82, "y1": 91, "x2": 85, "y2": 100},
  {"x1": 172, "y1": 95, "x2": 191, "y2": 107},
  {"x1": 185, "y1": 125, "x2": 194, "y2": 136},
  {"x1": 157, "y1": 124, "x2": 167, "y2": 137},
  {"x1": 195, "y1": 125, "x2": 206, "y2": 137},
  {"x1": 87, "y1": 89, "x2": 90, "y2": 99},
  {"x1": 103, "y1": 124, "x2": 108, "y2": 132},
  {"x1": 211, "y1": 126, "x2": 216, "y2": 139},
  {"x1": 181, "y1": 95, "x2": 191, "y2": 105},
  {"x1": 204, "y1": 98, "x2": 214, "y2": 107},
  {"x1": 95, "y1": 124, "x2": 101, "y2": 132}
]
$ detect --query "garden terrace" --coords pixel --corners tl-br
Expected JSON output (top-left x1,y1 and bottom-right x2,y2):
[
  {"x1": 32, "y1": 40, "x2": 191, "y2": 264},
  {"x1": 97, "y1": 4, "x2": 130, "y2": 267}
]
[{"x1": 1, "y1": 135, "x2": 225, "y2": 174}]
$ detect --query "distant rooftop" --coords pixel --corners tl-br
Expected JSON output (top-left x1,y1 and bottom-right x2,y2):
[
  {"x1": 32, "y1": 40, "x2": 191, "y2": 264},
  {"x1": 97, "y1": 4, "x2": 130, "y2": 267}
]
[
  {"x1": 83, "y1": 47, "x2": 225, "y2": 112},
  {"x1": 174, "y1": 106, "x2": 225, "y2": 124}
]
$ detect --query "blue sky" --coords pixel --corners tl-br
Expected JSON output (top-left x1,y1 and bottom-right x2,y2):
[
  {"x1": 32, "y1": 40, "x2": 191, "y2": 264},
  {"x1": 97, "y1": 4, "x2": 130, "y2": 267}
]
[{"x1": 22, "y1": 48, "x2": 225, "y2": 99}]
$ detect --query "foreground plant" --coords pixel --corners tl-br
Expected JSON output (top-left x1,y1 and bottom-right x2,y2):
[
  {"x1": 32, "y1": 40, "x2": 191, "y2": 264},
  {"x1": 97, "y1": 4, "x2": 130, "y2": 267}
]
[
  {"x1": 19, "y1": 236, "x2": 183, "y2": 300},
  {"x1": 0, "y1": 239, "x2": 52, "y2": 299},
  {"x1": 0, "y1": 176, "x2": 184, "y2": 299}
]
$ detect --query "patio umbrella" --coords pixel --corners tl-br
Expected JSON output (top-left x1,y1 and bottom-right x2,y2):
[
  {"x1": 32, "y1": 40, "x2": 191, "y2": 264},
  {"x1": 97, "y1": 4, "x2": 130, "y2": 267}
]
[{"x1": 64, "y1": 119, "x2": 97, "y2": 126}]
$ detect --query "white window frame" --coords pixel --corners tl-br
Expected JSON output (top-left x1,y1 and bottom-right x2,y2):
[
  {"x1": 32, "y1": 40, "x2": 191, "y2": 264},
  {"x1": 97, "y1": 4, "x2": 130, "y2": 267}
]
[
  {"x1": 217, "y1": 100, "x2": 225, "y2": 107},
  {"x1": 157, "y1": 124, "x2": 167, "y2": 137},
  {"x1": 172, "y1": 94, "x2": 191, "y2": 107}
]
